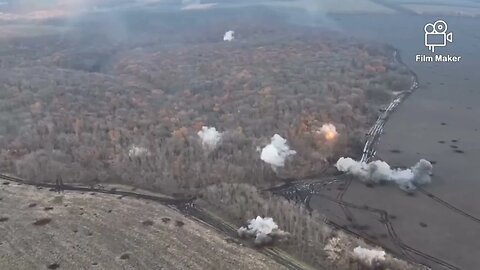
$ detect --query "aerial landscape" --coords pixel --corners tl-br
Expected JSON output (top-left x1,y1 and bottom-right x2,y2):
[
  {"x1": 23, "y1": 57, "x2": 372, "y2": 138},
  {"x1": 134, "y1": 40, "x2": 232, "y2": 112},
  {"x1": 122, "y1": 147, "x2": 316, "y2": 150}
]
[{"x1": 0, "y1": 0, "x2": 479, "y2": 269}]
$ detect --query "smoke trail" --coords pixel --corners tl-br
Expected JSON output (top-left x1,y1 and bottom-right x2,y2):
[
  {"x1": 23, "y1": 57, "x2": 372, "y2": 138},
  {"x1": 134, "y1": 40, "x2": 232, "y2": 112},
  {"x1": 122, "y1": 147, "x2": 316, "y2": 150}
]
[
  {"x1": 197, "y1": 126, "x2": 222, "y2": 149},
  {"x1": 335, "y1": 157, "x2": 433, "y2": 191},
  {"x1": 237, "y1": 216, "x2": 287, "y2": 246},
  {"x1": 260, "y1": 134, "x2": 296, "y2": 170}
]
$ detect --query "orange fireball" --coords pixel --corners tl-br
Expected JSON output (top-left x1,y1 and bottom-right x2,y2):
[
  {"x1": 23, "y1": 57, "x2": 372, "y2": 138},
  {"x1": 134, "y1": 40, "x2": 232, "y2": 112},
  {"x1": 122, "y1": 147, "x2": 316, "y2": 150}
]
[
  {"x1": 324, "y1": 130, "x2": 337, "y2": 141},
  {"x1": 319, "y1": 123, "x2": 338, "y2": 141}
]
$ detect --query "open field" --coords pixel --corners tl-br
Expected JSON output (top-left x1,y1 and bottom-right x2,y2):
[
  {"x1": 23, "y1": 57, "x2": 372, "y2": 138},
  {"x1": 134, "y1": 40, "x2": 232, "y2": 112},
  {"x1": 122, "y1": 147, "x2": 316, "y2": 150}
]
[
  {"x1": 309, "y1": 14, "x2": 480, "y2": 270},
  {"x1": 376, "y1": 0, "x2": 480, "y2": 16},
  {"x1": 0, "y1": 181, "x2": 287, "y2": 270},
  {"x1": 401, "y1": 4, "x2": 480, "y2": 16},
  {"x1": 255, "y1": 0, "x2": 396, "y2": 14},
  {"x1": 0, "y1": 24, "x2": 67, "y2": 40},
  {"x1": 382, "y1": 0, "x2": 479, "y2": 5}
]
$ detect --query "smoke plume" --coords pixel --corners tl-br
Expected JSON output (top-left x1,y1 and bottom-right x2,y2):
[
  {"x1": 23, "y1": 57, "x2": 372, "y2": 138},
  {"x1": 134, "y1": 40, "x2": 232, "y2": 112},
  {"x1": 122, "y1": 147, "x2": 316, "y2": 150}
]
[
  {"x1": 260, "y1": 134, "x2": 296, "y2": 170},
  {"x1": 223, "y1": 30, "x2": 234, "y2": 41},
  {"x1": 353, "y1": 246, "x2": 386, "y2": 266},
  {"x1": 237, "y1": 216, "x2": 287, "y2": 246},
  {"x1": 197, "y1": 126, "x2": 222, "y2": 149},
  {"x1": 335, "y1": 157, "x2": 433, "y2": 191}
]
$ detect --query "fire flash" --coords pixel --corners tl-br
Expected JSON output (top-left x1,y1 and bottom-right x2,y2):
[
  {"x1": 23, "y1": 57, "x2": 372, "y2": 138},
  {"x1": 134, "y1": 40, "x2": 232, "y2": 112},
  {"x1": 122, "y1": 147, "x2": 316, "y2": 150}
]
[{"x1": 318, "y1": 123, "x2": 338, "y2": 141}]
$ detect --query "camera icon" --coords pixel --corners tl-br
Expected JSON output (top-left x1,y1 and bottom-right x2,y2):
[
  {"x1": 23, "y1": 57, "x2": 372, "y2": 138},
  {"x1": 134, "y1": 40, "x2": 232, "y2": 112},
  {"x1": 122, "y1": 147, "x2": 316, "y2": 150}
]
[{"x1": 424, "y1": 20, "x2": 453, "y2": 53}]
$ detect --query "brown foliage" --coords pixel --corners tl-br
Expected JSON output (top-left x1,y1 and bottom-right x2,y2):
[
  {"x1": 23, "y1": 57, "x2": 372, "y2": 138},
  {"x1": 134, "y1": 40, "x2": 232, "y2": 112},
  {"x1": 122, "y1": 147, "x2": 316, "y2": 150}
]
[{"x1": 0, "y1": 10, "x2": 417, "y2": 269}]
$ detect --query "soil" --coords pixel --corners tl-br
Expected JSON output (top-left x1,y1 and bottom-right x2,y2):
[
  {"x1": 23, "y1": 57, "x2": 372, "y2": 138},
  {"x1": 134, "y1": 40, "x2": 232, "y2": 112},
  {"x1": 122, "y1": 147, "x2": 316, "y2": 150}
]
[{"x1": 0, "y1": 182, "x2": 286, "y2": 270}]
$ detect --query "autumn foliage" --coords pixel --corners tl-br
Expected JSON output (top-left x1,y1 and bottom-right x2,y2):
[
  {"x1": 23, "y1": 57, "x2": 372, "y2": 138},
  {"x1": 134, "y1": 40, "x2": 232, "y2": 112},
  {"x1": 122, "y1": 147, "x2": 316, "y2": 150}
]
[{"x1": 0, "y1": 9, "x2": 411, "y2": 193}]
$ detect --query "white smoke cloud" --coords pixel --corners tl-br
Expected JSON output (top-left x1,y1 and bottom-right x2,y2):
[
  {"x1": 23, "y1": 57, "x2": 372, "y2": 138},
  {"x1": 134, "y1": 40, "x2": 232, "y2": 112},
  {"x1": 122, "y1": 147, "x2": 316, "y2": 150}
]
[
  {"x1": 410, "y1": 159, "x2": 433, "y2": 185},
  {"x1": 353, "y1": 246, "x2": 386, "y2": 266},
  {"x1": 237, "y1": 216, "x2": 288, "y2": 246},
  {"x1": 223, "y1": 30, "x2": 234, "y2": 41},
  {"x1": 197, "y1": 126, "x2": 222, "y2": 149},
  {"x1": 128, "y1": 145, "x2": 149, "y2": 157},
  {"x1": 260, "y1": 134, "x2": 296, "y2": 169},
  {"x1": 335, "y1": 157, "x2": 433, "y2": 191}
]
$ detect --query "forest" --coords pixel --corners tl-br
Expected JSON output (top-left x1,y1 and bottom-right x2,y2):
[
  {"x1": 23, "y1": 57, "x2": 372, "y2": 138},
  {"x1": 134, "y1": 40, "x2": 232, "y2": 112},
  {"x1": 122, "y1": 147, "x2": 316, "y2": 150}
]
[
  {"x1": 0, "y1": 5, "x2": 414, "y2": 269},
  {"x1": 0, "y1": 8, "x2": 411, "y2": 190}
]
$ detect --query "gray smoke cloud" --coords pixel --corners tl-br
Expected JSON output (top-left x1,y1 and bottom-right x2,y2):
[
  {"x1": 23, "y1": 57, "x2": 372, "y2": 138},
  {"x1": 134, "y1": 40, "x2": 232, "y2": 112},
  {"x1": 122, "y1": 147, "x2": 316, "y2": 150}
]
[{"x1": 335, "y1": 157, "x2": 433, "y2": 191}]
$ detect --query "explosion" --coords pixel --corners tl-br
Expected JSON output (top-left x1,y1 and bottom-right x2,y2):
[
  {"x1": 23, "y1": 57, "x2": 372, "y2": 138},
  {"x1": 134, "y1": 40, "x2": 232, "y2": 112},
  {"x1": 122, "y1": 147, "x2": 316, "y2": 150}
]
[
  {"x1": 223, "y1": 30, "x2": 235, "y2": 41},
  {"x1": 237, "y1": 216, "x2": 288, "y2": 246},
  {"x1": 318, "y1": 123, "x2": 338, "y2": 141},
  {"x1": 260, "y1": 134, "x2": 296, "y2": 170},
  {"x1": 353, "y1": 246, "x2": 386, "y2": 266},
  {"x1": 197, "y1": 126, "x2": 222, "y2": 149}
]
